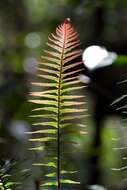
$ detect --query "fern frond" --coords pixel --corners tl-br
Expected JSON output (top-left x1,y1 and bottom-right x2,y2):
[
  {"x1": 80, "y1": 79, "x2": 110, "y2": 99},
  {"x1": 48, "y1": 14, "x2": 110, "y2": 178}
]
[
  {"x1": 0, "y1": 160, "x2": 23, "y2": 190},
  {"x1": 29, "y1": 18, "x2": 87, "y2": 190}
]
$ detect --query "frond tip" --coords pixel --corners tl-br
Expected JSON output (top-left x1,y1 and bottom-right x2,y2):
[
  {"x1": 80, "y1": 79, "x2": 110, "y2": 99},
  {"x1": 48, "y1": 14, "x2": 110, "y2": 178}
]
[
  {"x1": 29, "y1": 18, "x2": 87, "y2": 189},
  {"x1": 64, "y1": 18, "x2": 71, "y2": 24}
]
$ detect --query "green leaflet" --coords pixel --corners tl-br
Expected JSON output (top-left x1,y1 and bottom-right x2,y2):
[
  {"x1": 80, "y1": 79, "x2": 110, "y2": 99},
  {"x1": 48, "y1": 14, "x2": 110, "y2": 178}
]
[
  {"x1": 111, "y1": 95, "x2": 127, "y2": 106},
  {"x1": 27, "y1": 129, "x2": 57, "y2": 134},
  {"x1": 61, "y1": 108, "x2": 86, "y2": 114},
  {"x1": 29, "y1": 137, "x2": 56, "y2": 142},
  {"x1": 59, "y1": 123, "x2": 82, "y2": 129},
  {"x1": 61, "y1": 101, "x2": 85, "y2": 107},
  {"x1": 42, "y1": 179, "x2": 80, "y2": 186},
  {"x1": 65, "y1": 43, "x2": 80, "y2": 53},
  {"x1": 61, "y1": 79, "x2": 80, "y2": 87},
  {"x1": 33, "y1": 162, "x2": 57, "y2": 168},
  {"x1": 0, "y1": 186, "x2": 4, "y2": 190},
  {"x1": 63, "y1": 61, "x2": 82, "y2": 72},
  {"x1": 29, "y1": 99, "x2": 58, "y2": 106},
  {"x1": 60, "y1": 179, "x2": 80, "y2": 184},
  {"x1": 32, "y1": 107, "x2": 58, "y2": 114},
  {"x1": 0, "y1": 164, "x2": 16, "y2": 190},
  {"x1": 1, "y1": 174, "x2": 11, "y2": 178},
  {"x1": 38, "y1": 74, "x2": 58, "y2": 82},
  {"x1": 38, "y1": 61, "x2": 60, "y2": 69},
  {"x1": 42, "y1": 181, "x2": 58, "y2": 186},
  {"x1": 44, "y1": 50, "x2": 61, "y2": 59},
  {"x1": 29, "y1": 114, "x2": 57, "y2": 120},
  {"x1": 29, "y1": 18, "x2": 87, "y2": 189},
  {"x1": 61, "y1": 86, "x2": 85, "y2": 94},
  {"x1": 33, "y1": 122, "x2": 58, "y2": 128},
  {"x1": 65, "y1": 50, "x2": 81, "y2": 57},
  {"x1": 45, "y1": 172, "x2": 56, "y2": 177},
  {"x1": 61, "y1": 95, "x2": 85, "y2": 100},
  {"x1": 61, "y1": 115, "x2": 85, "y2": 122},
  {"x1": 47, "y1": 42, "x2": 62, "y2": 53},
  {"x1": 64, "y1": 53, "x2": 81, "y2": 64},
  {"x1": 62, "y1": 68, "x2": 83, "y2": 78},
  {"x1": 48, "y1": 37, "x2": 63, "y2": 48},
  {"x1": 41, "y1": 55, "x2": 60, "y2": 64},
  {"x1": 30, "y1": 93, "x2": 58, "y2": 100},
  {"x1": 61, "y1": 170, "x2": 77, "y2": 174},
  {"x1": 62, "y1": 75, "x2": 79, "y2": 82},
  {"x1": 4, "y1": 182, "x2": 15, "y2": 188},
  {"x1": 45, "y1": 170, "x2": 76, "y2": 177},
  {"x1": 29, "y1": 146, "x2": 44, "y2": 151},
  {"x1": 38, "y1": 67, "x2": 59, "y2": 76},
  {"x1": 31, "y1": 82, "x2": 57, "y2": 87}
]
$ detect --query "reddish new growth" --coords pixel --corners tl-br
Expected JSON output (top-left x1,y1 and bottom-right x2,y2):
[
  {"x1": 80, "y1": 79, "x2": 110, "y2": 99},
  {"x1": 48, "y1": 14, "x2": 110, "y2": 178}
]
[{"x1": 64, "y1": 18, "x2": 71, "y2": 24}]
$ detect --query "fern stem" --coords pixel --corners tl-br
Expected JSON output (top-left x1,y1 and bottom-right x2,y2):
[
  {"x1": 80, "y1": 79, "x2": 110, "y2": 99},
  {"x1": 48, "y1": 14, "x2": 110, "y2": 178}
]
[
  {"x1": 57, "y1": 98, "x2": 60, "y2": 190},
  {"x1": 57, "y1": 57, "x2": 61, "y2": 190},
  {"x1": 57, "y1": 20, "x2": 67, "y2": 190}
]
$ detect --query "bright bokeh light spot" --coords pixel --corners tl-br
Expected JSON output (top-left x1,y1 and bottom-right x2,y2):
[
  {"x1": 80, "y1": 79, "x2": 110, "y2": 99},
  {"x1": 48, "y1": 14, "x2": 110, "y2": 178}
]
[
  {"x1": 83, "y1": 45, "x2": 117, "y2": 70},
  {"x1": 79, "y1": 74, "x2": 91, "y2": 84},
  {"x1": 23, "y1": 57, "x2": 37, "y2": 73},
  {"x1": 25, "y1": 32, "x2": 41, "y2": 48},
  {"x1": 9, "y1": 120, "x2": 30, "y2": 141},
  {"x1": 89, "y1": 184, "x2": 107, "y2": 190}
]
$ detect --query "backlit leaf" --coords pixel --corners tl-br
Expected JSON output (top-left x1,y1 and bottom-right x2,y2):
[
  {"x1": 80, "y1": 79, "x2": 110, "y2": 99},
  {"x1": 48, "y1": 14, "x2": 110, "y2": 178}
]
[
  {"x1": 29, "y1": 18, "x2": 87, "y2": 189},
  {"x1": 29, "y1": 137, "x2": 56, "y2": 142},
  {"x1": 60, "y1": 179, "x2": 80, "y2": 184}
]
